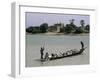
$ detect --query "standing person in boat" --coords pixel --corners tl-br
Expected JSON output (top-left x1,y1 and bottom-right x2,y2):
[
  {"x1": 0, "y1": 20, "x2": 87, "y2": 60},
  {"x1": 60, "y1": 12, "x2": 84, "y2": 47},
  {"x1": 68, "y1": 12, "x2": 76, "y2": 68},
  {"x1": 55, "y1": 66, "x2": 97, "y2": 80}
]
[
  {"x1": 80, "y1": 41, "x2": 84, "y2": 49},
  {"x1": 40, "y1": 47, "x2": 44, "y2": 60}
]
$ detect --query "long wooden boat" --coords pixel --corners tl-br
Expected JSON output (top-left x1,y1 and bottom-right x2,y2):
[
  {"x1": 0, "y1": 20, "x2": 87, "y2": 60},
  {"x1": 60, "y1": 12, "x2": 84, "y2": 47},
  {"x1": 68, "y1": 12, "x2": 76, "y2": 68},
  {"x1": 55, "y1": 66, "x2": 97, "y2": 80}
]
[
  {"x1": 49, "y1": 48, "x2": 86, "y2": 61},
  {"x1": 40, "y1": 41, "x2": 86, "y2": 62}
]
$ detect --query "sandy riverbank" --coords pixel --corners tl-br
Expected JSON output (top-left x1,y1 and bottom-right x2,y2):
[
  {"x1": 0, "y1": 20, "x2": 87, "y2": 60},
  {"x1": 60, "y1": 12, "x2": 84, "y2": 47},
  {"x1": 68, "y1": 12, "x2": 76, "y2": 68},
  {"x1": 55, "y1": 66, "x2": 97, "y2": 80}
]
[{"x1": 26, "y1": 32, "x2": 89, "y2": 36}]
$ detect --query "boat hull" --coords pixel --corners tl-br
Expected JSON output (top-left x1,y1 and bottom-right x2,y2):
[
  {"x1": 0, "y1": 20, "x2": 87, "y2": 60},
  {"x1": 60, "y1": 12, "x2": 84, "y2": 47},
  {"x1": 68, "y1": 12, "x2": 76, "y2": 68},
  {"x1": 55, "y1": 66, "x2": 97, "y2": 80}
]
[{"x1": 41, "y1": 48, "x2": 85, "y2": 62}]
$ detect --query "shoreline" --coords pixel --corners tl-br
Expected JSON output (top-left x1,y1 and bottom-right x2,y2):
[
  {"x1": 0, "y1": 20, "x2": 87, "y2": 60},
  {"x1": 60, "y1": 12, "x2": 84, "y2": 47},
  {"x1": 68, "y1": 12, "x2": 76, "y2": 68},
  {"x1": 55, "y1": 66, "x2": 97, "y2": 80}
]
[{"x1": 26, "y1": 32, "x2": 89, "y2": 36}]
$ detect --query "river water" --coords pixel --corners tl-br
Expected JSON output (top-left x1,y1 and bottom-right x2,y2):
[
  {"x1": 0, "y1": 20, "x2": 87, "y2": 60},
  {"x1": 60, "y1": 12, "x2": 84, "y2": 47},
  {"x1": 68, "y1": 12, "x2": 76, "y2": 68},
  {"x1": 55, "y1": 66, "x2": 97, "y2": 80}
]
[{"x1": 25, "y1": 34, "x2": 89, "y2": 67}]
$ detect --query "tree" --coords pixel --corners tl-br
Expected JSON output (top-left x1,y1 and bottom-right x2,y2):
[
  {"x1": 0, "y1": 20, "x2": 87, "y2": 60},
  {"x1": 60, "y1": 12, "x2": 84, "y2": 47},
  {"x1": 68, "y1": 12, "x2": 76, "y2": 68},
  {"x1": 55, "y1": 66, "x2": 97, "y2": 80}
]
[
  {"x1": 74, "y1": 27, "x2": 84, "y2": 34},
  {"x1": 69, "y1": 19, "x2": 77, "y2": 29},
  {"x1": 80, "y1": 20, "x2": 85, "y2": 28},
  {"x1": 26, "y1": 26, "x2": 34, "y2": 33},
  {"x1": 85, "y1": 24, "x2": 90, "y2": 32},
  {"x1": 64, "y1": 19, "x2": 77, "y2": 33},
  {"x1": 65, "y1": 24, "x2": 73, "y2": 33},
  {"x1": 40, "y1": 23, "x2": 48, "y2": 33},
  {"x1": 69, "y1": 19, "x2": 74, "y2": 24}
]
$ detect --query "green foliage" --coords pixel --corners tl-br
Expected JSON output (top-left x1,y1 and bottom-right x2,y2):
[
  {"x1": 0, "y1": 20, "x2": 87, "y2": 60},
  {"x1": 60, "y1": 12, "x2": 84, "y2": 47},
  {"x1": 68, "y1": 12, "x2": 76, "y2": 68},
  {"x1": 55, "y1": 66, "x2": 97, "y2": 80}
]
[
  {"x1": 26, "y1": 26, "x2": 40, "y2": 34},
  {"x1": 74, "y1": 27, "x2": 84, "y2": 34},
  {"x1": 31, "y1": 28, "x2": 40, "y2": 34},
  {"x1": 26, "y1": 27, "x2": 34, "y2": 33},
  {"x1": 85, "y1": 24, "x2": 90, "y2": 32},
  {"x1": 69, "y1": 19, "x2": 76, "y2": 28},
  {"x1": 64, "y1": 19, "x2": 77, "y2": 33},
  {"x1": 26, "y1": 23, "x2": 48, "y2": 34},
  {"x1": 26, "y1": 20, "x2": 90, "y2": 34},
  {"x1": 80, "y1": 20, "x2": 85, "y2": 27},
  {"x1": 65, "y1": 24, "x2": 76, "y2": 33},
  {"x1": 40, "y1": 23, "x2": 48, "y2": 33}
]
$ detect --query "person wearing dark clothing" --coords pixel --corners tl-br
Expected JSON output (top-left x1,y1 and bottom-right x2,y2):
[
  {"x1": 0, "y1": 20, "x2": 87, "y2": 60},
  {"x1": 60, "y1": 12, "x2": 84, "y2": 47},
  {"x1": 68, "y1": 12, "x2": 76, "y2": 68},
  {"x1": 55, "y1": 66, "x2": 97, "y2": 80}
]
[
  {"x1": 40, "y1": 47, "x2": 44, "y2": 59},
  {"x1": 44, "y1": 52, "x2": 49, "y2": 60},
  {"x1": 80, "y1": 41, "x2": 84, "y2": 49}
]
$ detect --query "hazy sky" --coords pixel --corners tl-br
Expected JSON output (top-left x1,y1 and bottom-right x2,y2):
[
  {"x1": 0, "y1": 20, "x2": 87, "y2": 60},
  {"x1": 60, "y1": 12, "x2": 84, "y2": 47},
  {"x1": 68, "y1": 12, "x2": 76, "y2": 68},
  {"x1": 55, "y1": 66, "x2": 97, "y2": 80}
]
[{"x1": 25, "y1": 12, "x2": 90, "y2": 28}]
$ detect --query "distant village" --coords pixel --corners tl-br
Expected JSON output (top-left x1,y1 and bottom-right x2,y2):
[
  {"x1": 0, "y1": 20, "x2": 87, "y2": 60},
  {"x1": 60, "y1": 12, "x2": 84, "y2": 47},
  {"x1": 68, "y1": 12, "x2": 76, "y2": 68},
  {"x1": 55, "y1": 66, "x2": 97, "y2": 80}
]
[{"x1": 26, "y1": 19, "x2": 90, "y2": 34}]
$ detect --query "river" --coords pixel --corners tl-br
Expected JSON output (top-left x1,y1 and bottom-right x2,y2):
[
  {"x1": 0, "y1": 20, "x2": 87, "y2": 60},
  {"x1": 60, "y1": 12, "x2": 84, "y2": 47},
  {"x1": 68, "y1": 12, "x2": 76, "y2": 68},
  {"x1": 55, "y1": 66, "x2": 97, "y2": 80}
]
[{"x1": 25, "y1": 34, "x2": 89, "y2": 67}]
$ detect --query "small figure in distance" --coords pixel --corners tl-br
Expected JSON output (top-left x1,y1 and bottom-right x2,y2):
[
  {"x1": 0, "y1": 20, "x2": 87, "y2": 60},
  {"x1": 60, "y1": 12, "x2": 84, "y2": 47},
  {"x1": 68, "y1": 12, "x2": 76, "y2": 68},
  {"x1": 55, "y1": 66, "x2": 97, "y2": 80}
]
[{"x1": 40, "y1": 46, "x2": 44, "y2": 60}]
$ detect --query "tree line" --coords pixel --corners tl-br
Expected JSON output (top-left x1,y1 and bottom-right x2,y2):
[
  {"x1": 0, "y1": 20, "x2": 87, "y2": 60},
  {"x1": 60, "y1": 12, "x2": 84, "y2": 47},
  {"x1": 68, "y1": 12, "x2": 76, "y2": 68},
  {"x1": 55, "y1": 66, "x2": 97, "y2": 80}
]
[
  {"x1": 26, "y1": 19, "x2": 90, "y2": 34},
  {"x1": 26, "y1": 23, "x2": 48, "y2": 34}
]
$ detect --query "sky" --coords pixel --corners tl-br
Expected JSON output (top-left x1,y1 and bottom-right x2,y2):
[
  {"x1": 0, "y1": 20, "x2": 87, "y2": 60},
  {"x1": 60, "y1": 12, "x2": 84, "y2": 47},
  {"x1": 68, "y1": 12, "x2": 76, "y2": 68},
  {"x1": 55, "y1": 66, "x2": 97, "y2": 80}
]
[{"x1": 25, "y1": 12, "x2": 90, "y2": 28}]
